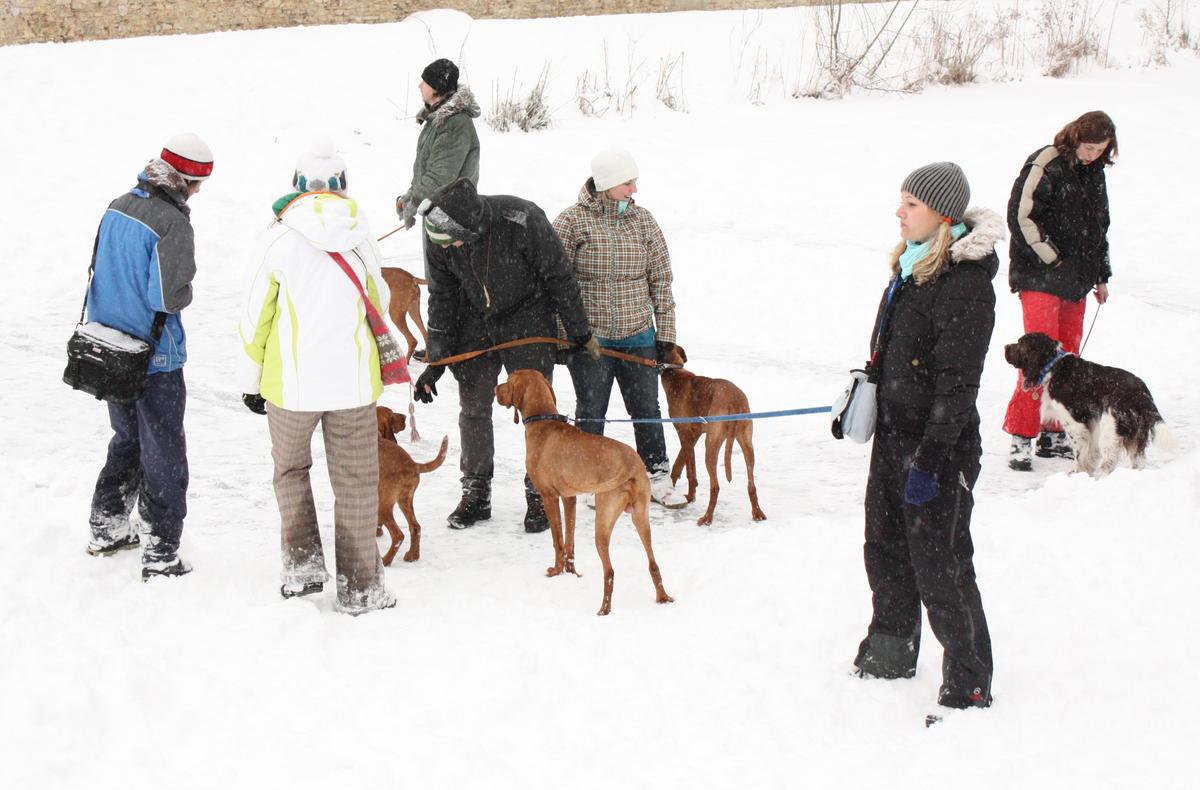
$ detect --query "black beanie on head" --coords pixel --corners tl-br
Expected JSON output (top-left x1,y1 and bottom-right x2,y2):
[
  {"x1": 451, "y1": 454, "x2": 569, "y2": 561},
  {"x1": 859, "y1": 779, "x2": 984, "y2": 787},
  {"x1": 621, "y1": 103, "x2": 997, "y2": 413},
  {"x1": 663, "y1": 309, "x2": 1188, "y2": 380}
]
[{"x1": 421, "y1": 58, "x2": 460, "y2": 96}]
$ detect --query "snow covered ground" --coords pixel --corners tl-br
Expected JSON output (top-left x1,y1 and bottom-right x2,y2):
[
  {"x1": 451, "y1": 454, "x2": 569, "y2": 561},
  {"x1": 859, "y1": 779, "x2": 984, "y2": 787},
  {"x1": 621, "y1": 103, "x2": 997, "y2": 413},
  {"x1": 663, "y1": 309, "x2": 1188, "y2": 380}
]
[{"x1": 1, "y1": 3, "x2": 1198, "y2": 788}]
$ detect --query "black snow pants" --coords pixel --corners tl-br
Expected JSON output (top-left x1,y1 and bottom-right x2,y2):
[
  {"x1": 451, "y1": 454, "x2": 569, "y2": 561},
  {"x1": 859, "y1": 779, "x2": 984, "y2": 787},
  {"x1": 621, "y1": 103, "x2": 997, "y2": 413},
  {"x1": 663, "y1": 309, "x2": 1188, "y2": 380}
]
[{"x1": 856, "y1": 427, "x2": 993, "y2": 705}]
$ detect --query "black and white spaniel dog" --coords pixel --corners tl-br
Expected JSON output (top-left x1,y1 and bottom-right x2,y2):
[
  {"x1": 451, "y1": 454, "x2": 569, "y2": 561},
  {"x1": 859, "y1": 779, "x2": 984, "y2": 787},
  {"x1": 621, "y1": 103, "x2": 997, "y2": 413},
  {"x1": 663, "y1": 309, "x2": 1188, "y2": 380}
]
[{"x1": 1005, "y1": 332, "x2": 1175, "y2": 477}]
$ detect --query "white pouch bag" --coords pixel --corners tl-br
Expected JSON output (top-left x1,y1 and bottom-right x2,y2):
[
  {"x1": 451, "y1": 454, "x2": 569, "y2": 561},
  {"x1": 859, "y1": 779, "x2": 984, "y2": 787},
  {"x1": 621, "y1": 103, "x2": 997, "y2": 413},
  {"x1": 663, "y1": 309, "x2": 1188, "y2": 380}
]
[{"x1": 830, "y1": 368, "x2": 877, "y2": 444}]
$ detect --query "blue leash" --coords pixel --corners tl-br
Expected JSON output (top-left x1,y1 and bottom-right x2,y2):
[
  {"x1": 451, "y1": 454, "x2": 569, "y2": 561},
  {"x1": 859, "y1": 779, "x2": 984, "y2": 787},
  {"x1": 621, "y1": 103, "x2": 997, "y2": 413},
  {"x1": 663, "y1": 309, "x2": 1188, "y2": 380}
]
[{"x1": 572, "y1": 405, "x2": 832, "y2": 425}]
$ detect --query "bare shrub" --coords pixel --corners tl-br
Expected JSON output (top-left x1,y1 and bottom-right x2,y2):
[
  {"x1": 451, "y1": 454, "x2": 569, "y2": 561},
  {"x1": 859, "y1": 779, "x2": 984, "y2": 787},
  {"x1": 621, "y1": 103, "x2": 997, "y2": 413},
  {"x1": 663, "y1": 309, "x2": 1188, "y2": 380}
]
[
  {"x1": 575, "y1": 41, "x2": 643, "y2": 118},
  {"x1": 485, "y1": 67, "x2": 552, "y2": 133},
  {"x1": 1139, "y1": 0, "x2": 1198, "y2": 66},
  {"x1": 655, "y1": 52, "x2": 687, "y2": 112},
  {"x1": 802, "y1": 0, "x2": 918, "y2": 99},
  {"x1": 1040, "y1": 0, "x2": 1102, "y2": 78},
  {"x1": 915, "y1": 10, "x2": 998, "y2": 87}
]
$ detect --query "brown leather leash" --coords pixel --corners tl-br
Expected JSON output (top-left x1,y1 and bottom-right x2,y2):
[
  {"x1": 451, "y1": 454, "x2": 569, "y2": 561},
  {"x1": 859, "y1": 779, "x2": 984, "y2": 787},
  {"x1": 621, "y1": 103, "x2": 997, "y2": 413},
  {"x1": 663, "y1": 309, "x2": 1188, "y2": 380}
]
[{"x1": 425, "y1": 336, "x2": 662, "y2": 368}]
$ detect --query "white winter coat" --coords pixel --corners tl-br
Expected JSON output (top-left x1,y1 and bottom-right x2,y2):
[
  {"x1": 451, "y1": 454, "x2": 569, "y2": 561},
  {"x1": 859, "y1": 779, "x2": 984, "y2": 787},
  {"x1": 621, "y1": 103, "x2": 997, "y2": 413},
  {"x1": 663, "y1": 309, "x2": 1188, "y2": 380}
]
[{"x1": 238, "y1": 192, "x2": 390, "y2": 411}]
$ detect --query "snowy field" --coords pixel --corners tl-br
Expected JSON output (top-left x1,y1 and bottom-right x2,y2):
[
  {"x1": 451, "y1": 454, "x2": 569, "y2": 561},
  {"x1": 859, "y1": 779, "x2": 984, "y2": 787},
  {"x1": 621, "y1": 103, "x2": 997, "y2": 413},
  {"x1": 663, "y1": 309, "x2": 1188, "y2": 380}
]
[{"x1": 1, "y1": 2, "x2": 1198, "y2": 788}]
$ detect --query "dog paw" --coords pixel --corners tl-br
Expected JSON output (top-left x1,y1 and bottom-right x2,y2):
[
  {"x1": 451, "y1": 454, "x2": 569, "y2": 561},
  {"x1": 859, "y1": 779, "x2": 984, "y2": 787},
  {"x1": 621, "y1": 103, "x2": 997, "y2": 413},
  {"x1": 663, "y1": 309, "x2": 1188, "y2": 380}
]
[
  {"x1": 546, "y1": 566, "x2": 563, "y2": 577},
  {"x1": 696, "y1": 515, "x2": 713, "y2": 527},
  {"x1": 657, "y1": 593, "x2": 675, "y2": 604},
  {"x1": 403, "y1": 551, "x2": 419, "y2": 563}
]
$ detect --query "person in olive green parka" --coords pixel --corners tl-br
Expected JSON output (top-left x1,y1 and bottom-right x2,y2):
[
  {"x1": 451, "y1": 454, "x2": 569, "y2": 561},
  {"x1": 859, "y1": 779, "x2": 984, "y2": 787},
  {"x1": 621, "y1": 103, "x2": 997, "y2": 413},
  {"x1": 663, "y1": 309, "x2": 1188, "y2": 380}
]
[{"x1": 395, "y1": 58, "x2": 481, "y2": 229}]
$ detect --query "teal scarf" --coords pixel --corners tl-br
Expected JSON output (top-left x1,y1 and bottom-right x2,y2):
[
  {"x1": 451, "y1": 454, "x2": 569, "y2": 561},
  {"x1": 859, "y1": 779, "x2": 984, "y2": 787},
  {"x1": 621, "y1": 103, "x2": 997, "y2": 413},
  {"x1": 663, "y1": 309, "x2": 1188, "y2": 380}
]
[{"x1": 899, "y1": 222, "x2": 967, "y2": 280}]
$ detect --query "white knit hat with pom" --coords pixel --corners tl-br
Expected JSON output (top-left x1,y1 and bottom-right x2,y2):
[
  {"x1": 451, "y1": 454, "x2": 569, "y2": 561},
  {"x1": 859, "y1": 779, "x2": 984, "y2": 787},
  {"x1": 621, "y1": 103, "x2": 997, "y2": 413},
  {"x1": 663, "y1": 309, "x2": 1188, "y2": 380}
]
[{"x1": 293, "y1": 136, "x2": 347, "y2": 193}]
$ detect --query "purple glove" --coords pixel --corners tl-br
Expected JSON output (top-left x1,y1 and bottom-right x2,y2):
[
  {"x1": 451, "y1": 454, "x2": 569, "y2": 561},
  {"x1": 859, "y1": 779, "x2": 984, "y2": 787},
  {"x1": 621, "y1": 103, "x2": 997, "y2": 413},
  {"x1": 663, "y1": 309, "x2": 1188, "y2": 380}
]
[{"x1": 904, "y1": 465, "x2": 939, "y2": 506}]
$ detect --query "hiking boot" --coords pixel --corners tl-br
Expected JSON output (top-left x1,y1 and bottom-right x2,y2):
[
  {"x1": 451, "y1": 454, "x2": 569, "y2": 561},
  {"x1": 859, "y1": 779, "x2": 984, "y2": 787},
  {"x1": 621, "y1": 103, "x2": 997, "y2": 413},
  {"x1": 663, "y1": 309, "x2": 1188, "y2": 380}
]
[
  {"x1": 447, "y1": 478, "x2": 491, "y2": 530},
  {"x1": 650, "y1": 472, "x2": 688, "y2": 509},
  {"x1": 1036, "y1": 430, "x2": 1074, "y2": 459},
  {"x1": 1008, "y1": 435, "x2": 1034, "y2": 472},
  {"x1": 87, "y1": 530, "x2": 141, "y2": 557},
  {"x1": 142, "y1": 556, "x2": 193, "y2": 581},
  {"x1": 854, "y1": 632, "x2": 918, "y2": 680},
  {"x1": 524, "y1": 484, "x2": 550, "y2": 534},
  {"x1": 938, "y1": 684, "x2": 992, "y2": 709},
  {"x1": 280, "y1": 581, "x2": 324, "y2": 599}
]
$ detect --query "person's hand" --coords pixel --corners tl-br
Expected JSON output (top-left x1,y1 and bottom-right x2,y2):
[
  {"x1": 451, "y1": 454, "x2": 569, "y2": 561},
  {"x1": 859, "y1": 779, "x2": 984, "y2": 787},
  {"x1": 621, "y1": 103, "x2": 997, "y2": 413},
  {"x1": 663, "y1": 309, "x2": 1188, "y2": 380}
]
[
  {"x1": 572, "y1": 333, "x2": 601, "y2": 360},
  {"x1": 655, "y1": 340, "x2": 676, "y2": 363},
  {"x1": 414, "y1": 366, "x2": 445, "y2": 404},
  {"x1": 904, "y1": 465, "x2": 939, "y2": 506},
  {"x1": 395, "y1": 195, "x2": 405, "y2": 219},
  {"x1": 242, "y1": 393, "x2": 267, "y2": 415},
  {"x1": 1094, "y1": 283, "x2": 1109, "y2": 304}
]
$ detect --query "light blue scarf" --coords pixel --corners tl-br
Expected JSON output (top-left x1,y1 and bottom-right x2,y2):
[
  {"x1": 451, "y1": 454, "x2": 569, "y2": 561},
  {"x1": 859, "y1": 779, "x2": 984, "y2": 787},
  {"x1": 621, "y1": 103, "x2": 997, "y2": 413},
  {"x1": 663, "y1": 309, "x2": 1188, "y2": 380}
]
[{"x1": 899, "y1": 222, "x2": 967, "y2": 280}]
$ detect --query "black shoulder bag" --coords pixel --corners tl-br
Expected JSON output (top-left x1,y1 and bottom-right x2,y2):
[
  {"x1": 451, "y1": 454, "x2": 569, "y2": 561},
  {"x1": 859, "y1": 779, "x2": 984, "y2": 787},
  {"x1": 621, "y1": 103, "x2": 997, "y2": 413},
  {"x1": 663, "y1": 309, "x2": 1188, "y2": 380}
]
[{"x1": 63, "y1": 229, "x2": 167, "y2": 404}]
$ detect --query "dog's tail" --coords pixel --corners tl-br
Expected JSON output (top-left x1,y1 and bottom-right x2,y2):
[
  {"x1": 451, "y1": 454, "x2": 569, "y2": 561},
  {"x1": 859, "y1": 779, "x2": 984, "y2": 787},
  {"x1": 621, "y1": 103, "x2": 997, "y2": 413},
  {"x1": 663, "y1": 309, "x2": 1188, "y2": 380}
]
[
  {"x1": 1152, "y1": 421, "x2": 1178, "y2": 450},
  {"x1": 414, "y1": 435, "x2": 450, "y2": 474}
]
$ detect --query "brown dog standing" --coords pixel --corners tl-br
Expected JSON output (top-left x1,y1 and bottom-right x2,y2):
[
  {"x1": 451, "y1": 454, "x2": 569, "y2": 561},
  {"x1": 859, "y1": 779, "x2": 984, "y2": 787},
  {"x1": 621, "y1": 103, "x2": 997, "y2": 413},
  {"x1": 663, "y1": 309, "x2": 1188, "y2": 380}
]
[
  {"x1": 659, "y1": 345, "x2": 765, "y2": 526},
  {"x1": 376, "y1": 405, "x2": 448, "y2": 565},
  {"x1": 381, "y1": 267, "x2": 428, "y2": 361},
  {"x1": 496, "y1": 370, "x2": 673, "y2": 616}
]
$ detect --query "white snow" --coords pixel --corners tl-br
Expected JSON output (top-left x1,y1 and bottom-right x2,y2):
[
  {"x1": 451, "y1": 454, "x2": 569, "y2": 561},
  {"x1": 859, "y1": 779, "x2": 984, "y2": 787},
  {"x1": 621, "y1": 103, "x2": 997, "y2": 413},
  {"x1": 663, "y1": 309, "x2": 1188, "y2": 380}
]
[{"x1": 1, "y1": 3, "x2": 1198, "y2": 788}]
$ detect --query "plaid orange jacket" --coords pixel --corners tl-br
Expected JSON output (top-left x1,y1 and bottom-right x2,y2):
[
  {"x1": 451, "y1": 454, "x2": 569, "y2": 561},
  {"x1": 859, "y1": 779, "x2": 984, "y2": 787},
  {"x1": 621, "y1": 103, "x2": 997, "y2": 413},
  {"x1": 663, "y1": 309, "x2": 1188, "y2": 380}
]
[{"x1": 552, "y1": 181, "x2": 676, "y2": 344}]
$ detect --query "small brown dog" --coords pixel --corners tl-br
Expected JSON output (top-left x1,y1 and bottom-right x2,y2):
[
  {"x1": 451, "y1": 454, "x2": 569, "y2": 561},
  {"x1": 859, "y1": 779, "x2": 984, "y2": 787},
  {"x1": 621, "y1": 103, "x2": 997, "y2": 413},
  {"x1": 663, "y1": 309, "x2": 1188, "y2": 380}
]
[
  {"x1": 659, "y1": 345, "x2": 766, "y2": 526},
  {"x1": 496, "y1": 370, "x2": 673, "y2": 616},
  {"x1": 376, "y1": 405, "x2": 448, "y2": 565},
  {"x1": 381, "y1": 267, "x2": 428, "y2": 361}
]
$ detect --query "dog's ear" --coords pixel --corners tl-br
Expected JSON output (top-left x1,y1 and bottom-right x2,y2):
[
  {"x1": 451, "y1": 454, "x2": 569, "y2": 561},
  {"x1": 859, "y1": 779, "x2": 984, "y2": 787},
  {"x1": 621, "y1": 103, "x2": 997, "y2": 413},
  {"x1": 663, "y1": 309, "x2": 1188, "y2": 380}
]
[
  {"x1": 391, "y1": 413, "x2": 407, "y2": 434},
  {"x1": 676, "y1": 345, "x2": 688, "y2": 364}
]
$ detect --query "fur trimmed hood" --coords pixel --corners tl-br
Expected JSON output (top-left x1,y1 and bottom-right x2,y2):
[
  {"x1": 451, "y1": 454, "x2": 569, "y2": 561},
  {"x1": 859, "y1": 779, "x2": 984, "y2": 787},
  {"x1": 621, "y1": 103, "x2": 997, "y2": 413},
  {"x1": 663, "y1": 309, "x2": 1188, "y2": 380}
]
[
  {"x1": 417, "y1": 85, "x2": 481, "y2": 128},
  {"x1": 950, "y1": 207, "x2": 1006, "y2": 263}
]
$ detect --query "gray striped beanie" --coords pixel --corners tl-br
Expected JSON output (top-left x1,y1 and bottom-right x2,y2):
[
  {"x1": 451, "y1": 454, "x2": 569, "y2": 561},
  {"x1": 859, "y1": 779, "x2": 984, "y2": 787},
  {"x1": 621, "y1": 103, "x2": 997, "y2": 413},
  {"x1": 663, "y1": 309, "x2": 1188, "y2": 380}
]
[{"x1": 901, "y1": 162, "x2": 970, "y2": 222}]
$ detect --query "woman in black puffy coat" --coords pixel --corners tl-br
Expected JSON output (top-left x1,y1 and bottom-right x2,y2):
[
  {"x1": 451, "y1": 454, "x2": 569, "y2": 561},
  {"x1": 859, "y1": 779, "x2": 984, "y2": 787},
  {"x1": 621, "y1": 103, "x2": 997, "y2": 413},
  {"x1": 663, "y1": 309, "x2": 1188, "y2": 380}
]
[
  {"x1": 1002, "y1": 111, "x2": 1118, "y2": 470},
  {"x1": 853, "y1": 162, "x2": 1004, "y2": 712}
]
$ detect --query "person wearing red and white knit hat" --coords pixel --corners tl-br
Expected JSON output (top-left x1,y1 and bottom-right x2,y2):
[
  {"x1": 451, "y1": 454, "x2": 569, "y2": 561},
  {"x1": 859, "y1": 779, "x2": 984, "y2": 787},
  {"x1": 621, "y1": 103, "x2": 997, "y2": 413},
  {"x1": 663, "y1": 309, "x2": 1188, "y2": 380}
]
[{"x1": 160, "y1": 132, "x2": 213, "y2": 181}]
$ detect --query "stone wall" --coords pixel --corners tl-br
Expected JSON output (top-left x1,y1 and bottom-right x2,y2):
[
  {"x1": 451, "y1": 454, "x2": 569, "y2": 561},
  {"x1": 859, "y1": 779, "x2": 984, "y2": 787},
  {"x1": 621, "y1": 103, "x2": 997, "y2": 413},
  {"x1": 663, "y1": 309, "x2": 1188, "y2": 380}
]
[{"x1": 1, "y1": 1, "x2": 833, "y2": 47}]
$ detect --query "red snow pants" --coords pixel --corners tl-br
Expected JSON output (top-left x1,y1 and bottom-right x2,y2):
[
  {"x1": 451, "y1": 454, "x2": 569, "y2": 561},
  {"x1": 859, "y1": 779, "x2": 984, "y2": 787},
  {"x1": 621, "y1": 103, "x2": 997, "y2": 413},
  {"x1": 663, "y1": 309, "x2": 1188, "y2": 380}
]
[{"x1": 1002, "y1": 290, "x2": 1087, "y2": 438}]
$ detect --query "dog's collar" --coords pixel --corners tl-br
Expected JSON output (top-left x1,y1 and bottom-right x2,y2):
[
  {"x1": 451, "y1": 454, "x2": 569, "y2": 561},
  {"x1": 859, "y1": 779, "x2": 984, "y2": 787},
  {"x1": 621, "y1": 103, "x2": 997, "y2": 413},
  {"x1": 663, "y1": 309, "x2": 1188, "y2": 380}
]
[
  {"x1": 522, "y1": 413, "x2": 569, "y2": 426},
  {"x1": 1034, "y1": 350, "x2": 1072, "y2": 386}
]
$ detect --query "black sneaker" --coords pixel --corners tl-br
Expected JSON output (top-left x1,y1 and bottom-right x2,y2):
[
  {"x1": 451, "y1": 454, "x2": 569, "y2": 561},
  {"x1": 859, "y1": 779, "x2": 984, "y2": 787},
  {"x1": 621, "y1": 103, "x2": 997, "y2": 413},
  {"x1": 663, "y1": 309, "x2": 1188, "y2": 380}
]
[
  {"x1": 86, "y1": 532, "x2": 141, "y2": 557},
  {"x1": 413, "y1": 348, "x2": 427, "y2": 363},
  {"x1": 447, "y1": 483, "x2": 492, "y2": 530},
  {"x1": 280, "y1": 581, "x2": 324, "y2": 599},
  {"x1": 1008, "y1": 435, "x2": 1034, "y2": 472},
  {"x1": 1036, "y1": 431, "x2": 1074, "y2": 459},
  {"x1": 142, "y1": 557, "x2": 193, "y2": 581}
]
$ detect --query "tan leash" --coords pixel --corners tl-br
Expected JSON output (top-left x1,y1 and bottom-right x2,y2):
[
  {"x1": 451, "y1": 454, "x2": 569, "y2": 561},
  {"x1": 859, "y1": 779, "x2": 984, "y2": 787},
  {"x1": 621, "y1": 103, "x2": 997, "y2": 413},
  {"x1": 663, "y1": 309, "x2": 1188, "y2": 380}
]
[
  {"x1": 425, "y1": 336, "x2": 661, "y2": 369},
  {"x1": 377, "y1": 225, "x2": 406, "y2": 242}
]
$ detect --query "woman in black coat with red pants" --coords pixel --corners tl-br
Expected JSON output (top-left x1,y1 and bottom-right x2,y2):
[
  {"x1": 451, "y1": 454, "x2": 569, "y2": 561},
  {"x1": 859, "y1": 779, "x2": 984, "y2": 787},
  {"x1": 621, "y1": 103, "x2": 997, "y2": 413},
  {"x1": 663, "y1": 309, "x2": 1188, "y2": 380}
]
[{"x1": 853, "y1": 162, "x2": 1005, "y2": 712}]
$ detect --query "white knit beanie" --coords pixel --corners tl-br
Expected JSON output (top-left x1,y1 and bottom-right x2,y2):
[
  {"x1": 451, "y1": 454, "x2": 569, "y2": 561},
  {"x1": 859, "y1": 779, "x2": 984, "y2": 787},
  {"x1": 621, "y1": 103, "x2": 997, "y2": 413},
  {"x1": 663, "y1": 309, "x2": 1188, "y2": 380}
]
[
  {"x1": 293, "y1": 136, "x2": 348, "y2": 193},
  {"x1": 161, "y1": 132, "x2": 213, "y2": 181},
  {"x1": 590, "y1": 148, "x2": 639, "y2": 192}
]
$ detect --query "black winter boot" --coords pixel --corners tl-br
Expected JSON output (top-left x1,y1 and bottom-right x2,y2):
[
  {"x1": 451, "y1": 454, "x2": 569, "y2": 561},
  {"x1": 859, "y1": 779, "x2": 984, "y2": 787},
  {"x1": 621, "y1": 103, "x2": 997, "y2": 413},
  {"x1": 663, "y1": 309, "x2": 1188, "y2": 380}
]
[
  {"x1": 447, "y1": 477, "x2": 491, "y2": 530},
  {"x1": 854, "y1": 631, "x2": 919, "y2": 680},
  {"x1": 523, "y1": 477, "x2": 550, "y2": 534},
  {"x1": 1036, "y1": 431, "x2": 1074, "y2": 459}
]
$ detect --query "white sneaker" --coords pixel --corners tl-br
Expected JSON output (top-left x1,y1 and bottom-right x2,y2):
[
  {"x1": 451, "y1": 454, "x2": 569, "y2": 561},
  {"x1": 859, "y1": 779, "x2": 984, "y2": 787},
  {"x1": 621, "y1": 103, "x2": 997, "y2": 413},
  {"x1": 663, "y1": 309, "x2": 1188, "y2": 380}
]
[{"x1": 649, "y1": 473, "x2": 688, "y2": 509}]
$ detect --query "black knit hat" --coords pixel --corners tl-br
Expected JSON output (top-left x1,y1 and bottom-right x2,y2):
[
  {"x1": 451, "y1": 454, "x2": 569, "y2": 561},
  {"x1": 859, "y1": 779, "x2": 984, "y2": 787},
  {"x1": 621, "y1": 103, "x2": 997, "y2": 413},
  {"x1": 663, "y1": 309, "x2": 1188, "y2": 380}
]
[
  {"x1": 421, "y1": 58, "x2": 459, "y2": 96},
  {"x1": 901, "y1": 162, "x2": 970, "y2": 222},
  {"x1": 419, "y1": 177, "x2": 484, "y2": 243}
]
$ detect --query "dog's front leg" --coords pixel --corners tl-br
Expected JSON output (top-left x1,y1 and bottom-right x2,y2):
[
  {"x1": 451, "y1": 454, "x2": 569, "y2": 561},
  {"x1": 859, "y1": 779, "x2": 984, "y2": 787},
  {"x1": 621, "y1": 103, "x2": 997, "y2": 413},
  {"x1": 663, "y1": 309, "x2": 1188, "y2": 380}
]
[
  {"x1": 543, "y1": 493, "x2": 568, "y2": 577},
  {"x1": 563, "y1": 496, "x2": 581, "y2": 577}
]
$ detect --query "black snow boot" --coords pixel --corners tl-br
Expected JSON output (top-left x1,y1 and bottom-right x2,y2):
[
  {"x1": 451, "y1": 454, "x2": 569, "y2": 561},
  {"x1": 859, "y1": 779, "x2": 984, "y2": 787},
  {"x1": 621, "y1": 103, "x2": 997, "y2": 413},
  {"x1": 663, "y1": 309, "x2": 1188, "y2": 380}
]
[
  {"x1": 523, "y1": 477, "x2": 550, "y2": 534},
  {"x1": 447, "y1": 477, "x2": 491, "y2": 530},
  {"x1": 854, "y1": 631, "x2": 918, "y2": 680},
  {"x1": 1036, "y1": 431, "x2": 1074, "y2": 459}
]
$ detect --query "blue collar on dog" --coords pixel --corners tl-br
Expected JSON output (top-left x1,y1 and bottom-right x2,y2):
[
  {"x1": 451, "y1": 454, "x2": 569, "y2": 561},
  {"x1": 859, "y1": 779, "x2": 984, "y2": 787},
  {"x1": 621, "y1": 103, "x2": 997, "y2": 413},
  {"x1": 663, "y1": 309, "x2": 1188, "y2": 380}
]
[
  {"x1": 522, "y1": 413, "x2": 569, "y2": 426},
  {"x1": 1035, "y1": 350, "x2": 1072, "y2": 386}
]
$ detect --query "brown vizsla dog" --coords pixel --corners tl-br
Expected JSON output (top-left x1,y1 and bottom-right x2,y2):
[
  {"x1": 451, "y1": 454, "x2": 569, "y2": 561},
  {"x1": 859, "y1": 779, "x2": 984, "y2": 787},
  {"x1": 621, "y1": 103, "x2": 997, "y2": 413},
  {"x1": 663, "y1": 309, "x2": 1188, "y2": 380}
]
[
  {"x1": 659, "y1": 345, "x2": 766, "y2": 526},
  {"x1": 381, "y1": 267, "x2": 428, "y2": 361},
  {"x1": 376, "y1": 405, "x2": 448, "y2": 565},
  {"x1": 495, "y1": 370, "x2": 673, "y2": 616}
]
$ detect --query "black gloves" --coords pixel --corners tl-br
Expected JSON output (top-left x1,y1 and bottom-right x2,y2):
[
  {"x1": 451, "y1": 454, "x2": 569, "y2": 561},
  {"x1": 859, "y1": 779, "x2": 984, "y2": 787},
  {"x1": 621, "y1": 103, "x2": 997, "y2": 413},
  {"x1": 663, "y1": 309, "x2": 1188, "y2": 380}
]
[
  {"x1": 242, "y1": 393, "x2": 267, "y2": 415},
  {"x1": 414, "y1": 366, "x2": 445, "y2": 404},
  {"x1": 571, "y1": 333, "x2": 602, "y2": 360},
  {"x1": 655, "y1": 340, "x2": 676, "y2": 363}
]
